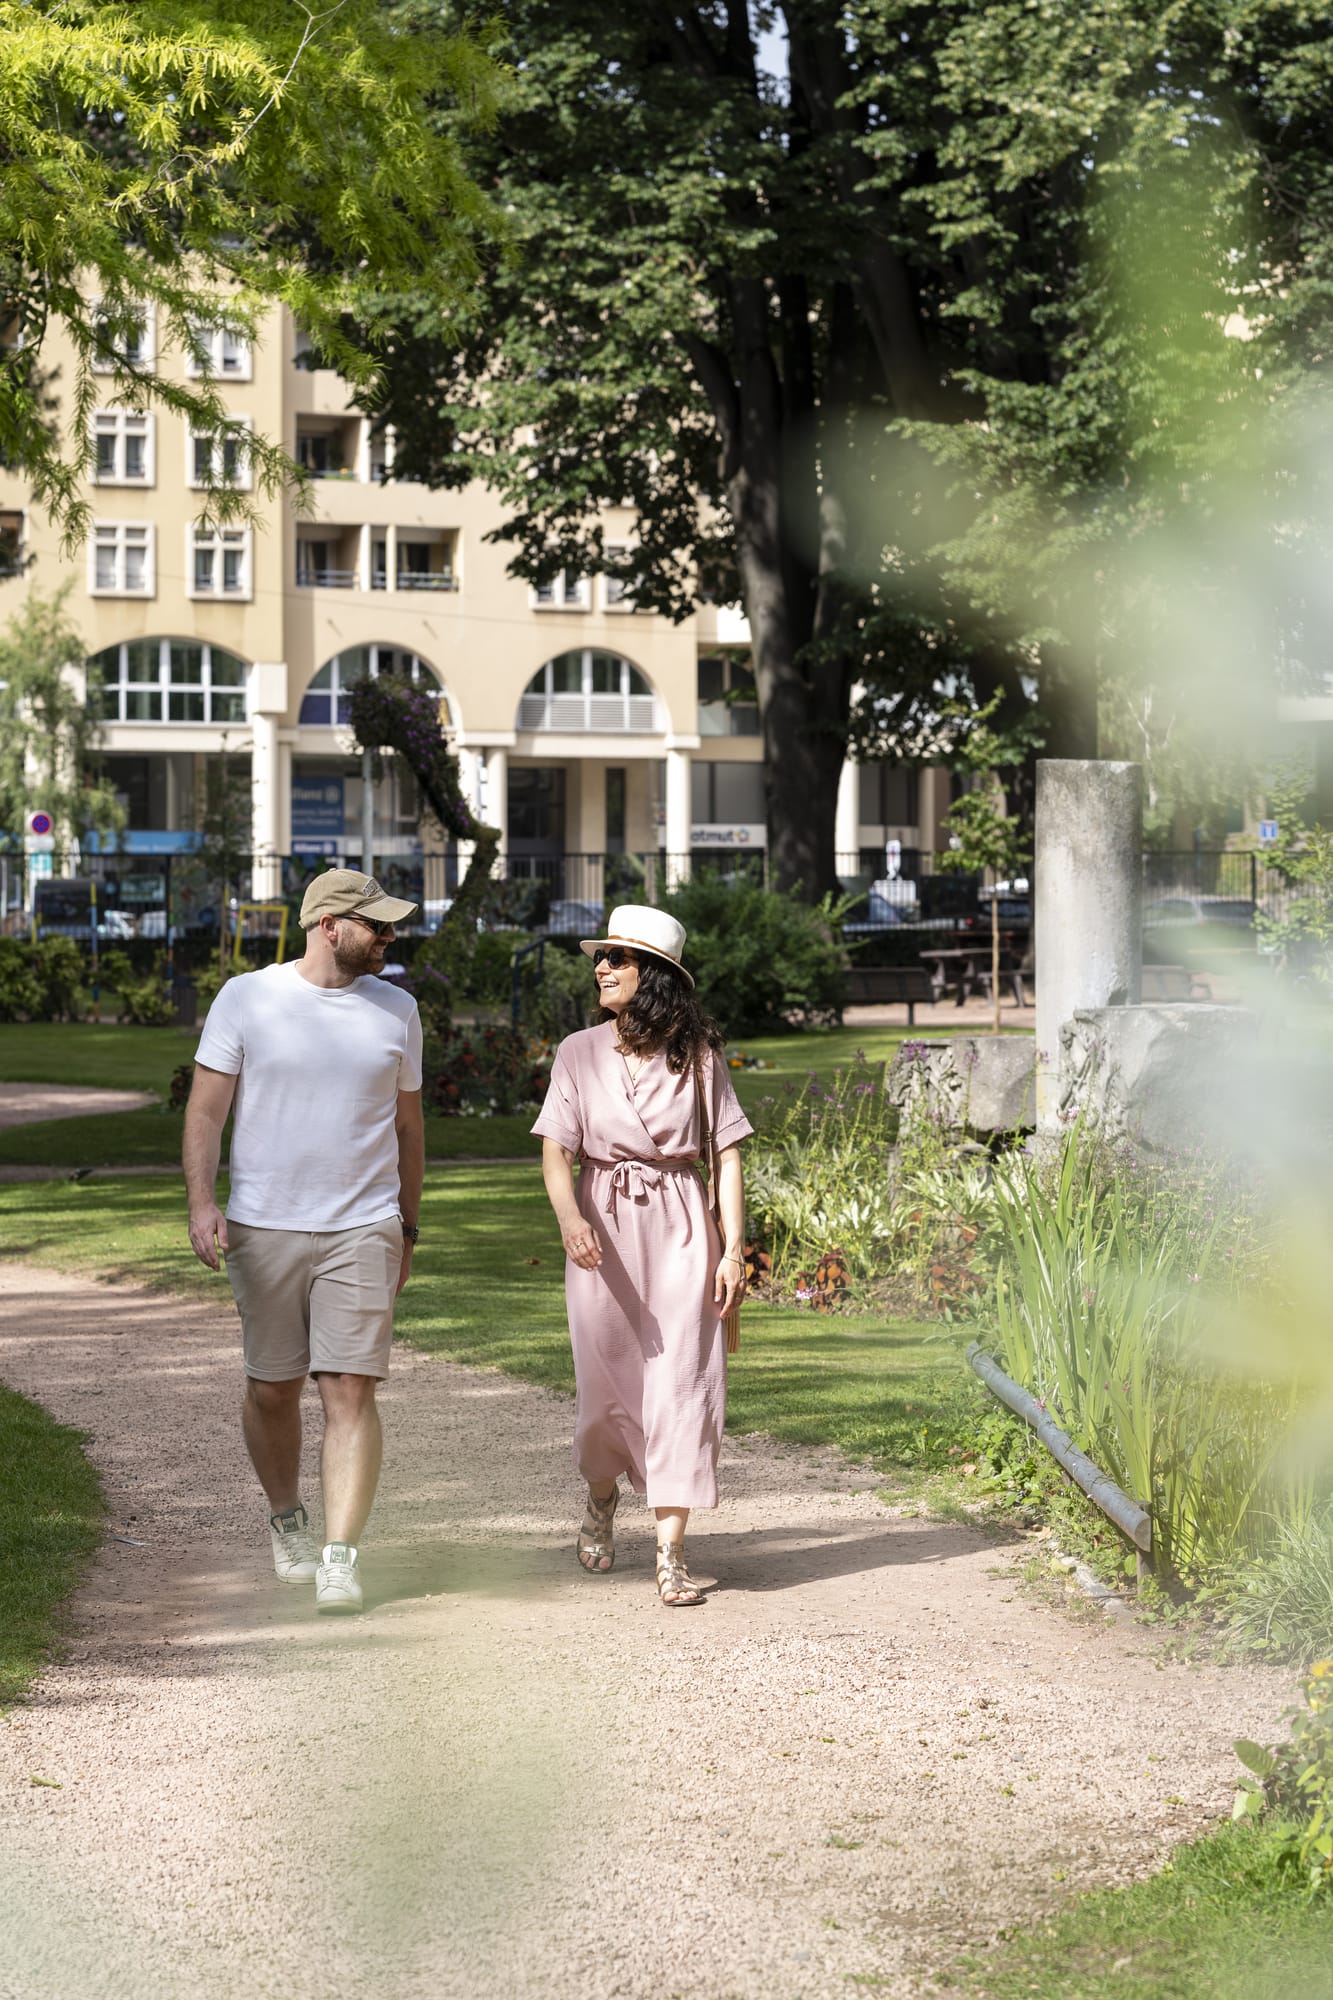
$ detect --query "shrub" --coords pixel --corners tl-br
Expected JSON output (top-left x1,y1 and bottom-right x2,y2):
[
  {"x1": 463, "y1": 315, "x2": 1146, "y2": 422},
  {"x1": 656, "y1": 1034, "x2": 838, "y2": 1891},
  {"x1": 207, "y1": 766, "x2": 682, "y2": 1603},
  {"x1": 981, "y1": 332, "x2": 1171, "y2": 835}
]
[
  {"x1": 192, "y1": 963, "x2": 234, "y2": 1014},
  {"x1": 0, "y1": 937, "x2": 85, "y2": 1021},
  {"x1": 99, "y1": 947, "x2": 173, "y2": 1026},
  {"x1": 421, "y1": 1024, "x2": 552, "y2": 1116},
  {"x1": 0, "y1": 938, "x2": 44, "y2": 1021},
  {"x1": 459, "y1": 929, "x2": 531, "y2": 1007},
  {"x1": 743, "y1": 1055, "x2": 897, "y2": 1300},
  {"x1": 658, "y1": 875, "x2": 847, "y2": 1034},
  {"x1": 1235, "y1": 1659, "x2": 1333, "y2": 1892}
]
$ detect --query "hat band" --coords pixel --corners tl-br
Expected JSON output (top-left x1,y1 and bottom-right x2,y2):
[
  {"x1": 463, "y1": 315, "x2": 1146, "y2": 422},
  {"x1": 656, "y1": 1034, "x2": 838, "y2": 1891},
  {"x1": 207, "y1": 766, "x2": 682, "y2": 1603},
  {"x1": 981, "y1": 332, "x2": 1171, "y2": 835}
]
[{"x1": 604, "y1": 930, "x2": 683, "y2": 968}]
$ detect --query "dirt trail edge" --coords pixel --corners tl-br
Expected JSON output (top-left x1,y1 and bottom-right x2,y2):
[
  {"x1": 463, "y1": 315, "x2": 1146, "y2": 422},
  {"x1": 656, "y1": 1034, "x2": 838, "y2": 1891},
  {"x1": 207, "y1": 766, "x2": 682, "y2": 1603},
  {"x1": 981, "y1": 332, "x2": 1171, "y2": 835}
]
[{"x1": 0, "y1": 1262, "x2": 1290, "y2": 2000}]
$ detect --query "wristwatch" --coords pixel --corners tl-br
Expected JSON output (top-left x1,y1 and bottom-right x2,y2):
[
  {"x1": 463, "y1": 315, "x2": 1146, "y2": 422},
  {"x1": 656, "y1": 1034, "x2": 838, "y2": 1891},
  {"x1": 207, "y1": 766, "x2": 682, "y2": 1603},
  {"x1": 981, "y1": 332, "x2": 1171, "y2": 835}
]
[{"x1": 400, "y1": 1219, "x2": 420, "y2": 1244}]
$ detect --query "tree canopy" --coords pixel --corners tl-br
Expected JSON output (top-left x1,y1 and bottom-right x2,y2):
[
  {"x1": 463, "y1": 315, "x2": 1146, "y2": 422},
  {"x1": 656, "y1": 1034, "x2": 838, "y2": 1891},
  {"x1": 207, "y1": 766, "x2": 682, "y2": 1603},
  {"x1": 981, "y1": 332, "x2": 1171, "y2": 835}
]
[
  {"x1": 0, "y1": 0, "x2": 502, "y2": 542},
  {"x1": 373, "y1": 0, "x2": 1333, "y2": 893}
]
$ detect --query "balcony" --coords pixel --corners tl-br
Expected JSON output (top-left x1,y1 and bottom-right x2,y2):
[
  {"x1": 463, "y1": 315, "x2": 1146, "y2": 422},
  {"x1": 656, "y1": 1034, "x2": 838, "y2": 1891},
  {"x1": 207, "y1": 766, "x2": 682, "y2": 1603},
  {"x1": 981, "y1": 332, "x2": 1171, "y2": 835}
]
[
  {"x1": 518, "y1": 691, "x2": 658, "y2": 733},
  {"x1": 296, "y1": 418, "x2": 363, "y2": 481},
  {"x1": 296, "y1": 566, "x2": 357, "y2": 589}
]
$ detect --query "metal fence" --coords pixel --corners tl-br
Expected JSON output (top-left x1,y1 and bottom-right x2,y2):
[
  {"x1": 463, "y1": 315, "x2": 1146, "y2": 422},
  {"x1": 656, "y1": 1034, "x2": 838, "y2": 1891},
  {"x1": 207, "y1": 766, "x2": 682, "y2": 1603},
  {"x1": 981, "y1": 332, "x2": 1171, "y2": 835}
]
[{"x1": 2, "y1": 845, "x2": 1300, "y2": 944}]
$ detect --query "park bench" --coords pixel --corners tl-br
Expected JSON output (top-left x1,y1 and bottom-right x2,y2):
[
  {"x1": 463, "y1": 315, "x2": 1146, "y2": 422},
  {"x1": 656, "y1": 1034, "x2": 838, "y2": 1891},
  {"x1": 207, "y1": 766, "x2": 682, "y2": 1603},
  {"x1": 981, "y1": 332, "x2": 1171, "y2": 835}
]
[
  {"x1": 1140, "y1": 963, "x2": 1195, "y2": 1001},
  {"x1": 841, "y1": 964, "x2": 935, "y2": 1024}
]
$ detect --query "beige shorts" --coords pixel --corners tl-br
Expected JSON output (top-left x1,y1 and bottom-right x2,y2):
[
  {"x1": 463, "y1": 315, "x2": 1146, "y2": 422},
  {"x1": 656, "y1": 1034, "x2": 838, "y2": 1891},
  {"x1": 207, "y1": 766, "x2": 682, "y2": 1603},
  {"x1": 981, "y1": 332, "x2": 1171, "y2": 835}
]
[{"x1": 225, "y1": 1217, "x2": 402, "y2": 1381}]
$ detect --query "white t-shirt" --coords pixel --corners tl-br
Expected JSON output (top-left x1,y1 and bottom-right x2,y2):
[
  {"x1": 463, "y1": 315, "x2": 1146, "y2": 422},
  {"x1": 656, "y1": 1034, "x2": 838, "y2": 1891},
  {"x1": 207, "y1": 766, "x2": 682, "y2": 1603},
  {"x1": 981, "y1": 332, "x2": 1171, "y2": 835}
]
[{"x1": 195, "y1": 961, "x2": 424, "y2": 1230}]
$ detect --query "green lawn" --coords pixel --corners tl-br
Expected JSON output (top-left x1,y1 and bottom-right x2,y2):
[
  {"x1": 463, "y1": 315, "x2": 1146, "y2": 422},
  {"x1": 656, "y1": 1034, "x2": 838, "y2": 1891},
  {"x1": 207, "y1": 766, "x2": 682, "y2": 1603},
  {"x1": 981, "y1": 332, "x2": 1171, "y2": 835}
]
[
  {"x1": 944, "y1": 1820, "x2": 1333, "y2": 2000},
  {"x1": 0, "y1": 1167, "x2": 972, "y2": 1480},
  {"x1": 0, "y1": 1382, "x2": 104, "y2": 1709},
  {"x1": 0, "y1": 1019, "x2": 942, "y2": 1171}
]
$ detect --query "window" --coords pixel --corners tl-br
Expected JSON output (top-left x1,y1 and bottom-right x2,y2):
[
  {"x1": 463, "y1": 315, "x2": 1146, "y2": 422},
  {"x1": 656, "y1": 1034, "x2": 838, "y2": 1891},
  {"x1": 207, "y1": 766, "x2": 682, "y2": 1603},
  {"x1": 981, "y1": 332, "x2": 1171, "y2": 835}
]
[
  {"x1": 90, "y1": 302, "x2": 154, "y2": 373},
  {"x1": 696, "y1": 652, "x2": 759, "y2": 737},
  {"x1": 189, "y1": 419, "x2": 252, "y2": 490},
  {"x1": 89, "y1": 639, "x2": 248, "y2": 724},
  {"x1": 185, "y1": 321, "x2": 252, "y2": 380},
  {"x1": 602, "y1": 544, "x2": 642, "y2": 612},
  {"x1": 531, "y1": 570, "x2": 589, "y2": 610},
  {"x1": 690, "y1": 761, "x2": 766, "y2": 825},
  {"x1": 89, "y1": 523, "x2": 154, "y2": 597},
  {"x1": 92, "y1": 411, "x2": 153, "y2": 486},
  {"x1": 518, "y1": 651, "x2": 656, "y2": 733},
  {"x1": 0, "y1": 510, "x2": 22, "y2": 578},
  {"x1": 299, "y1": 646, "x2": 445, "y2": 726},
  {"x1": 858, "y1": 763, "x2": 919, "y2": 828},
  {"x1": 190, "y1": 524, "x2": 252, "y2": 600}
]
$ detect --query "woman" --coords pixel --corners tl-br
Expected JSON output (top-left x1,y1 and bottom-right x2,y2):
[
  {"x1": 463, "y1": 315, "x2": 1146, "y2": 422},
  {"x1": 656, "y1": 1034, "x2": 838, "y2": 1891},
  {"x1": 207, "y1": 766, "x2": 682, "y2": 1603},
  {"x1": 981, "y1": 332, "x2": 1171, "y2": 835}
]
[{"x1": 532, "y1": 905, "x2": 752, "y2": 1606}]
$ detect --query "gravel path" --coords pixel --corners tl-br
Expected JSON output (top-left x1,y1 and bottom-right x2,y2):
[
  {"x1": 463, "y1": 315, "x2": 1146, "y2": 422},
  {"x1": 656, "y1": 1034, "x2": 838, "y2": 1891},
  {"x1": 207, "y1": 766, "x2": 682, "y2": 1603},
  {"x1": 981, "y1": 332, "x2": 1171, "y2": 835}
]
[
  {"x1": 0, "y1": 1260, "x2": 1291, "y2": 2000},
  {"x1": 0, "y1": 1084, "x2": 156, "y2": 1127}
]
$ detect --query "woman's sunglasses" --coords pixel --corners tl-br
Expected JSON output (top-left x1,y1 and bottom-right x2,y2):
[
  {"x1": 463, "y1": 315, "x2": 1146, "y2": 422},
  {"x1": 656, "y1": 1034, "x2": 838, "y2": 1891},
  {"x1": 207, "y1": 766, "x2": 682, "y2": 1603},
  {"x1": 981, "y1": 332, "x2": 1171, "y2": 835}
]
[{"x1": 592, "y1": 946, "x2": 638, "y2": 970}]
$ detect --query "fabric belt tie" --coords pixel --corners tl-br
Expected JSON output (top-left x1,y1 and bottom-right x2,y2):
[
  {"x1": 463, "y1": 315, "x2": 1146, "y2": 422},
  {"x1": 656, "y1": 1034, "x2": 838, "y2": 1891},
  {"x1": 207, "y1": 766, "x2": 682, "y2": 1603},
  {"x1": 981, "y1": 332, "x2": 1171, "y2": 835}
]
[{"x1": 582, "y1": 1155, "x2": 698, "y2": 1216}]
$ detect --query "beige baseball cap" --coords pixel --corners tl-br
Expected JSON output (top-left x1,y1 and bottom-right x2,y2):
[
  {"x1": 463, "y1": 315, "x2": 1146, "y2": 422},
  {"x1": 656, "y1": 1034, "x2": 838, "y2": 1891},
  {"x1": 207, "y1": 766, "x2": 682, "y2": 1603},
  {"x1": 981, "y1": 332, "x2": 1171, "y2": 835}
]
[{"x1": 298, "y1": 869, "x2": 418, "y2": 930}]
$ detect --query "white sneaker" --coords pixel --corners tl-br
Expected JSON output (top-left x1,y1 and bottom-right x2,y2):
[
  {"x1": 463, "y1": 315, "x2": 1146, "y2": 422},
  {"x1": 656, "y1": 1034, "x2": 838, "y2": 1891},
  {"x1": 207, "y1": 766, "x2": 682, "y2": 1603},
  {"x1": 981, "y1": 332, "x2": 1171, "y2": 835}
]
[
  {"x1": 315, "y1": 1543, "x2": 363, "y2": 1616},
  {"x1": 269, "y1": 1504, "x2": 319, "y2": 1582}
]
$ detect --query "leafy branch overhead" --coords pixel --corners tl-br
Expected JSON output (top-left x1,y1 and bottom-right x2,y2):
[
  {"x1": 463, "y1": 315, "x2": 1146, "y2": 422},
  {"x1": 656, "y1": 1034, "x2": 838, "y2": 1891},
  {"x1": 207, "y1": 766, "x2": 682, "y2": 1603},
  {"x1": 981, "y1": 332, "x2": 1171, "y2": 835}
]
[{"x1": 0, "y1": 0, "x2": 503, "y2": 544}]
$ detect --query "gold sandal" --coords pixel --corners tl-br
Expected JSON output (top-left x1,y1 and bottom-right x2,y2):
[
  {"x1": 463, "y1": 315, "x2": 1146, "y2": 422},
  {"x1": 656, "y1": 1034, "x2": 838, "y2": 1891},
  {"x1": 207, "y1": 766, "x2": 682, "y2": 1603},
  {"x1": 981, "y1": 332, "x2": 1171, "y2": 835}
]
[
  {"x1": 655, "y1": 1541, "x2": 705, "y2": 1608},
  {"x1": 576, "y1": 1484, "x2": 619, "y2": 1573}
]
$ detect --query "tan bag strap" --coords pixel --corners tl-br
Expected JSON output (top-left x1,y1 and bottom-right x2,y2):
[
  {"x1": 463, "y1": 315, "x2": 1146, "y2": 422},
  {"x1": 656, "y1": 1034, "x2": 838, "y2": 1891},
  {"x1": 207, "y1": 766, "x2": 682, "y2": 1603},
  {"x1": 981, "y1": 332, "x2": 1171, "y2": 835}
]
[{"x1": 695, "y1": 1055, "x2": 741, "y2": 1354}]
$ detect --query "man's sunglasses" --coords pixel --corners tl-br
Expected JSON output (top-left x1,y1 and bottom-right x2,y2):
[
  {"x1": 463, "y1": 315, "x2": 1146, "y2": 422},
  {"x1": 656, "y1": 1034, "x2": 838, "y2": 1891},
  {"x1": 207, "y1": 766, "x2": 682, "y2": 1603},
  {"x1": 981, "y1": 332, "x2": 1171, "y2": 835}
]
[
  {"x1": 592, "y1": 946, "x2": 637, "y2": 970},
  {"x1": 342, "y1": 913, "x2": 395, "y2": 939}
]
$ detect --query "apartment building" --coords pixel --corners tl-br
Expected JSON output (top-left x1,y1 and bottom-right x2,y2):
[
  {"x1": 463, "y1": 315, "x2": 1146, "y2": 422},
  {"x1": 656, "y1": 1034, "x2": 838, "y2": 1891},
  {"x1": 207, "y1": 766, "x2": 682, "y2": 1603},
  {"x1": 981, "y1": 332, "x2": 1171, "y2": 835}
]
[{"x1": 0, "y1": 305, "x2": 950, "y2": 918}]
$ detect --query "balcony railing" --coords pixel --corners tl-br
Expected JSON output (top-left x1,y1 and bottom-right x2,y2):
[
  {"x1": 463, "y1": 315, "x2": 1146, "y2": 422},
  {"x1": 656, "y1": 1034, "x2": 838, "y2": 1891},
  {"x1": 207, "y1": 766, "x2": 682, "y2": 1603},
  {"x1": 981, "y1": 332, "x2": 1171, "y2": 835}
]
[
  {"x1": 296, "y1": 566, "x2": 357, "y2": 589},
  {"x1": 517, "y1": 692, "x2": 659, "y2": 733}
]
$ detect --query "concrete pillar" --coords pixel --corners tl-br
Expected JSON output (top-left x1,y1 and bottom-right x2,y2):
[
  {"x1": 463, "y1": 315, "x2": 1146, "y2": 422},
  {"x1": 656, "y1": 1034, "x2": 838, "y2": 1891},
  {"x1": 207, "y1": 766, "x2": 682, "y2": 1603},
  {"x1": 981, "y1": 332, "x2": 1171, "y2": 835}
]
[
  {"x1": 250, "y1": 713, "x2": 282, "y2": 900},
  {"x1": 1034, "y1": 759, "x2": 1143, "y2": 1133},
  {"x1": 454, "y1": 747, "x2": 480, "y2": 884},
  {"x1": 835, "y1": 756, "x2": 859, "y2": 872},
  {"x1": 665, "y1": 744, "x2": 692, "y2": 888},
  {"x1": 487, "y1": 746, "x2": 508, "y2": 858}
]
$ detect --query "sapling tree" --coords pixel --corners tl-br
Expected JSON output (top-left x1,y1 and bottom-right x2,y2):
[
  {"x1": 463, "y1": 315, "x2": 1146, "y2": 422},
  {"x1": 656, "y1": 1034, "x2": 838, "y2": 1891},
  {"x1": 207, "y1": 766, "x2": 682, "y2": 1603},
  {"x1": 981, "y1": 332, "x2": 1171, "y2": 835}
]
[
  {"x1": 195, "y1": 735, "x2": 253, "y2": 973},
  {"x1": 936, "y1": 700, "x2": 1041, "y2": 1034},
  {"x1": 0, "y1": 589, "x2": 124, "y2": 855},
  {"x1": 1255, "y1": 767, "x2": 1333, "y2": 989}
]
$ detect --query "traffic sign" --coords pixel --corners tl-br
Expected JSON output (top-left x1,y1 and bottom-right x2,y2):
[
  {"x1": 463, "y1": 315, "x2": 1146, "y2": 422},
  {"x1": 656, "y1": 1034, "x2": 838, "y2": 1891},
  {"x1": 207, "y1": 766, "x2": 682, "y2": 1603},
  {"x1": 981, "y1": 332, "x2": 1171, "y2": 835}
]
[
  {"x1": 27, "y1": 810, "x2": 53, "y2": 837},
  {"x1": 1258, "y1": 819, "x2": 1279, "y2": 846}
]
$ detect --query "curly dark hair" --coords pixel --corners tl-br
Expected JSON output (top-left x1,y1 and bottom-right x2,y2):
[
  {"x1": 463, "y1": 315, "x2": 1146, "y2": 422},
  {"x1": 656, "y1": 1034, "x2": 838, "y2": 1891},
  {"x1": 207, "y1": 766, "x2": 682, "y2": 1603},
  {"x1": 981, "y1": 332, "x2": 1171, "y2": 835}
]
[{"x1": 597, "y1": 954, "x2": 725, "y2": 1073}]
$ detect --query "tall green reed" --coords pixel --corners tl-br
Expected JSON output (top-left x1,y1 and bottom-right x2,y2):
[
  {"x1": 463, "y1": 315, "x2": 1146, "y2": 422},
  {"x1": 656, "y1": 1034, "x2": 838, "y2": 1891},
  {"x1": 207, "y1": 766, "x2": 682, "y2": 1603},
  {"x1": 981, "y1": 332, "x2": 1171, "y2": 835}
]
[{"x1": 986, "y1": 1131, "x2": 1306, "y2": 1581}]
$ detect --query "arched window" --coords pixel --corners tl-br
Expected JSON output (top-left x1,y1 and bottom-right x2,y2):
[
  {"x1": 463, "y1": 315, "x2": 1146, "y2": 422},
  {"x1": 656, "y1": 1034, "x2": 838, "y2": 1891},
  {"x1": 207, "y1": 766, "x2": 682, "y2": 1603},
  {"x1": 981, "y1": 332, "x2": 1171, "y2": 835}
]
[
  {"x1": 90, "y1": 638, "x2": 248, "y2": 724},
  {"x1": 518, "y1": 650, "x2": 656, "y2": 733},
  {"x1": 299, "y1": 644, "x2": 448, "y2": 726}
]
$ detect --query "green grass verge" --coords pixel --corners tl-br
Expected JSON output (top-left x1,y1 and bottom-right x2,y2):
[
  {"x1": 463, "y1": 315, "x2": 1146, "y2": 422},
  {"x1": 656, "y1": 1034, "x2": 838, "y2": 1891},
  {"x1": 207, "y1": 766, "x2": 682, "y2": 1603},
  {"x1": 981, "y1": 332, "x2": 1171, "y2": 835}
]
[
  {"x1": 943, "y1": 1821, "x2": 1333, "y2": 1999},
  {"x1": 0, "y1": 1168, "x2": 971, "y2": 1482},
  {"x1": 0, "y1": 1382, "x2": 104, "y2": 1709},
  {"x1": 0, "y1": 1020, "x2": 944, "y2": 1172}
]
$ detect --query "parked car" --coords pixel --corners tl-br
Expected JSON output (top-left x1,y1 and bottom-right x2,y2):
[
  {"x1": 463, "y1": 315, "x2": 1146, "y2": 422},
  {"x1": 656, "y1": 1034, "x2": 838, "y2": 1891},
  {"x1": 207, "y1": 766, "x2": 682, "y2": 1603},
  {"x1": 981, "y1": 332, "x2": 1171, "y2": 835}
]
[
  {"x1": 1143, "y1": 894, "x2": 1256, "y2": 928},
  {"x1": 545, "y1": 899, "x2": 604, "y2": 936}
]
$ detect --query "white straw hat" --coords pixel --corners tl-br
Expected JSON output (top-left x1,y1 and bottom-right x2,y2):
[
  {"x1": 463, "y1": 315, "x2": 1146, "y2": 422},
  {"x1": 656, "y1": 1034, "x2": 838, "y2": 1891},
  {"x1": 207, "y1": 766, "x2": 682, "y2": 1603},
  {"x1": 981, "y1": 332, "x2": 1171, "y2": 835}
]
[{"x1": 579, "y1": 904, "x2": 693, "y2": 988}]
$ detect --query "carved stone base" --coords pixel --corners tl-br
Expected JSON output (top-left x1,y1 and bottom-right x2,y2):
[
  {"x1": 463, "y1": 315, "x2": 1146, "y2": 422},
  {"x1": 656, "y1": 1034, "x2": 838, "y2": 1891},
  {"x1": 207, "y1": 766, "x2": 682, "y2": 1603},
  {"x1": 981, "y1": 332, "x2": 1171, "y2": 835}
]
[
  {"x1": 1059, "y1": 1005, "x2": 1253, "y2": 1151},
  {"x1": 886, "y1": 1035, "x2": 1036, "y2": 1135}
]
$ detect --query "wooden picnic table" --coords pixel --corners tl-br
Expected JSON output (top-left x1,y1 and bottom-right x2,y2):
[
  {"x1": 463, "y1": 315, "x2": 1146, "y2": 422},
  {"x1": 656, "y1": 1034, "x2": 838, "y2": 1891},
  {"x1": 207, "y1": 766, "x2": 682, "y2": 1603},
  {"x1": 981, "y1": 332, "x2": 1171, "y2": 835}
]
[{"x1": 919, "y1": 941, "x2": 1028, "y2": 1006}]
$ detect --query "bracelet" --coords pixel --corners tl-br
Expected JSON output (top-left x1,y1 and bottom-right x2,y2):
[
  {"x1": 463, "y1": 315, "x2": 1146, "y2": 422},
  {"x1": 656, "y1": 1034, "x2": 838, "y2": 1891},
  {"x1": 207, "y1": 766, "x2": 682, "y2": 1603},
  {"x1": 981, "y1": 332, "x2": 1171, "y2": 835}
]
[
  {"x1": 720, "y1": 1253, "x2": 744, "y2": 1268},
  {"x1": 400, "y1": 1220, "x2": 420, "y2": 1244}
]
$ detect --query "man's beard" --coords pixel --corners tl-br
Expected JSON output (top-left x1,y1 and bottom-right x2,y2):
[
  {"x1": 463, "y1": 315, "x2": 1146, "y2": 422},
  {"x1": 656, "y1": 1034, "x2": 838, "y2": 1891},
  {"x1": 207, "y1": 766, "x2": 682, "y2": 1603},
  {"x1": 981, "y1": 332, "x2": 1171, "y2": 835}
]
[{"x1": 331, "y1": 930, "x2": 379, "y2": 978}]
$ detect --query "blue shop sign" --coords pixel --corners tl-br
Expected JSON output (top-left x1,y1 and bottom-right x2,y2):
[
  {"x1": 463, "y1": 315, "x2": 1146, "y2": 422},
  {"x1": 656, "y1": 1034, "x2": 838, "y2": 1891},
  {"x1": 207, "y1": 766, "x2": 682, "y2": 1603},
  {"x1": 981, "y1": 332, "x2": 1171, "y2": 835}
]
[{"x1": 292, "y1": 778, "x2": 346, "y2": 840}]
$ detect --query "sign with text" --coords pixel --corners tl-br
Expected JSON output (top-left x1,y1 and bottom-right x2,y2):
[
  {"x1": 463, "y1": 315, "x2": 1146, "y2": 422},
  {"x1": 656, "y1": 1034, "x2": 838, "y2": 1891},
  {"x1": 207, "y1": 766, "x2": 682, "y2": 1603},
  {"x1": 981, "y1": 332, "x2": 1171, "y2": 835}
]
[
  {"x1": 292, "y1": 777, "x2": 346, "y2": 842},
  {"x1": 688, "y1": 823, "x2": 766, "y2": 848}
]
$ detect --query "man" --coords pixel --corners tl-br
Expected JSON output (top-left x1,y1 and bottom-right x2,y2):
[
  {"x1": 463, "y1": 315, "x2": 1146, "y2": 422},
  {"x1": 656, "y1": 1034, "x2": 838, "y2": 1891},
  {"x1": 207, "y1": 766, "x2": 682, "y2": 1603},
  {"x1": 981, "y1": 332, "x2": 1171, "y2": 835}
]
[{"x1": 183, "y1": 871, "x2": 425, "y2": 1616}]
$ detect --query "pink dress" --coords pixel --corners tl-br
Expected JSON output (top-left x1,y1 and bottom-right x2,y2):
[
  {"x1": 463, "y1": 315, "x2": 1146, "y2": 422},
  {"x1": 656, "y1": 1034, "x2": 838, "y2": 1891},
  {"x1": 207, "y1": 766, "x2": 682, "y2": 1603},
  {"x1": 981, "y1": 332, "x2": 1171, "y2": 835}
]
[{"x1": 531, "y1": 1020, "x2": 753, "y2": 1509}]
